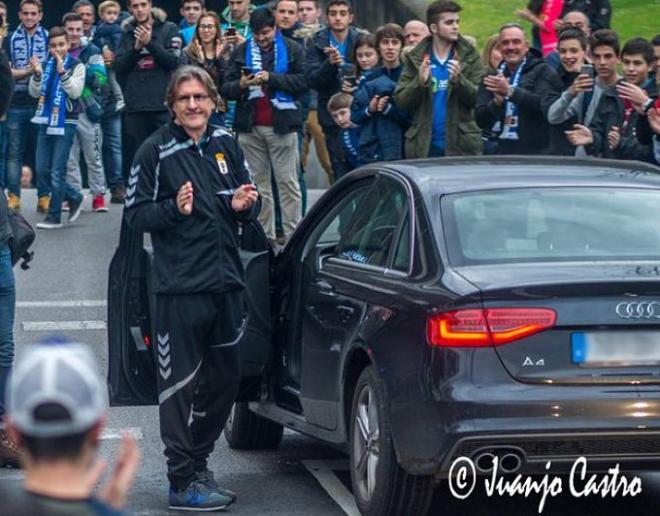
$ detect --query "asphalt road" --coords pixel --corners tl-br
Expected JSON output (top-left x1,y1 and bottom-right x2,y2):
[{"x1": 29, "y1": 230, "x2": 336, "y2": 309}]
[{"x1": 4, "y1": 189, "x2": 660, "y2": 516}]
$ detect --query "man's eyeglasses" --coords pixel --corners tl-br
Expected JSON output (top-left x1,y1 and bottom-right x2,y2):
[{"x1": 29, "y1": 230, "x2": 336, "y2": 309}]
[{"x1": 175, "y1": 94, "x2": 211, "y2": 105}]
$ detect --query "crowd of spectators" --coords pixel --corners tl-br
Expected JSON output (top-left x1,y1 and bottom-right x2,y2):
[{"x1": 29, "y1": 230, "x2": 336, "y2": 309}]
[{"x1": 0, "y1": 0, "x2": 658, "y2": 236}]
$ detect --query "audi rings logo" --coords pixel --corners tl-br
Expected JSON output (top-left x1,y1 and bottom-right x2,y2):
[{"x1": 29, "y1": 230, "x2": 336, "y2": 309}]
[{"x1": 615, "y1": 301, "x2": 660, "y2": 319}]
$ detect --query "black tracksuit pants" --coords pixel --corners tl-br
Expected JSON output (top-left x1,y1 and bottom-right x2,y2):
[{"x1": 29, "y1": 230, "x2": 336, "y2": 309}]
[{"x1": 155, "y1": 290, "x2": 244, "y2": 490}]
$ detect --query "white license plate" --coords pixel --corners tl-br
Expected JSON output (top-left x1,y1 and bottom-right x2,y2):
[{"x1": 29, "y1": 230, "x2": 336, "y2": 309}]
[{"x1": 572, "y1": 331, "x2": 660, "y2": 366}]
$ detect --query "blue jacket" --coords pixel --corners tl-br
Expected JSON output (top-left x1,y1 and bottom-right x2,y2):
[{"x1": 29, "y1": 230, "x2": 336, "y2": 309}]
[
  {"x1": 350, "y1": 65, "x2": 411, "y2": 163},
  {"x1": 305, "y1": 26, "x2": 362, "y2": 129}
]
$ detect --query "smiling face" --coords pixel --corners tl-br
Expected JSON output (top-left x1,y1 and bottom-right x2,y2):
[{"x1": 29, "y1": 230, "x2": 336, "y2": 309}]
[
  {"x1": 558, "y1": 38, "x2": 586, "y2": 72},
  {"x1": 171, "y1": 78, "x2": 214, "y2": 133},
  {"x1": 499, "y1": 26, "x2": 529, "y2": 67},
  {"x1": 64, "y1": 20, "x2": 84, "y2": 49},
  {"x1": 622, "y1": 53, "x2": 651, "y2": 86},
  {"x1": 48, "y1": 34, "x2": 69, "y2": 60},
  {"x1": 75, "y1": 5, "x2": 95, "y2": 34},
  {"x1": 298, "y1": 0, "x2": 320, "y2": 25},
  {"x1": 254, "y1": 24, "x2": 275, "y2": 51},
  {"x1": 19, "y1": 2, "x2": 42, "y2": 31},
  {"x1": 197, "y1": 15, "x2": 218, "y2": 44}
]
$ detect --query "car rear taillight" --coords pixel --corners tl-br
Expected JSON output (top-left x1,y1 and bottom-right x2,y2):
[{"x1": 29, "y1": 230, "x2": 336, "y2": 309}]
[{"x1": 427, "y1": 308, "x2": 556, "y2": 347}]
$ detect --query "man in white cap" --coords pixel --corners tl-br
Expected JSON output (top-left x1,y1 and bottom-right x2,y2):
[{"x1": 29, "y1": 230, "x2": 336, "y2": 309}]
[{"x1": 4, "y1": 342, "x2": 140, "y2": 515}]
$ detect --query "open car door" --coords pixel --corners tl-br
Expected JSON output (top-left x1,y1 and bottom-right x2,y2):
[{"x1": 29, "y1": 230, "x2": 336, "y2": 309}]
[{"x1": 107, "y1": 217, "x2": 273, "y2": 406}]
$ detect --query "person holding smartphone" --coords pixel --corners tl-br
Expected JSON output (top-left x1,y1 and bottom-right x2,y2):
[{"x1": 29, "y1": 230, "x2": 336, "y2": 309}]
[{"x1": 544, "y1": 27, "x2": 591, "y2": 154}]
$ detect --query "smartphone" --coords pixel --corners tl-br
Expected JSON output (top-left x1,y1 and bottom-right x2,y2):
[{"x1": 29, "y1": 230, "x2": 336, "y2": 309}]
[
  {"x1": 241, "y1": 66, "x2": 253, "y2": 76},
  {"x1": 580, "y1": 63, "x2": 594, "y2": 78},
  {"x1": 344, "y1": 75, "x2": 357, "y2": 87},
  {"x1": 226, "y1": 27, "x2": 237, "y2": 37}
]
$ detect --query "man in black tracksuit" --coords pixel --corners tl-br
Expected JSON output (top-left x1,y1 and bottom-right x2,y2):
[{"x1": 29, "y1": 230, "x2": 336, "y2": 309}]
[
  {"x1": 476, "y1": 24, "x2": 561, "y2": 155},
  {"x1": 124, "y1": 65, "x2": 260, "y2": 511},
  {"x1": 561, "y1": 0, "x2": 611, "y2": 32},
  {"x1": 114, "y1": 2, "x2": 182, "y2": 179}
]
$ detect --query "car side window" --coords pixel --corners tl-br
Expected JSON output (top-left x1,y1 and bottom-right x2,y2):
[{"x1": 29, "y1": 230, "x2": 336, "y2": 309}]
[
  {"x1": 391, "y1": 213, "x2": 411, "y2": 272},
  {"x1": 316, "y1": 184, "x2": 372, "y2": 247},
  {"x1": 335, "y1": 178, "x2": 409, "y2": 268}
]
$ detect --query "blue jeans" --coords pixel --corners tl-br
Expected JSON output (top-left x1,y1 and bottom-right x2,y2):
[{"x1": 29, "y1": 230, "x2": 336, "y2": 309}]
[
  {"x1": 0, "y1": 120, "x2": 7, "y2": 189},
  {"x1": 101, "y1": 112, "x2": 123, "y2": 190},
  {"x1": 36, "y1": 124, "x2": 81, "y2": 223},
  {"x1": 0, "y1": 245, "x2": 15, "y2": 418},
  {"x1": 6, "y1": 107, "x2": 44, "y2": 197}
]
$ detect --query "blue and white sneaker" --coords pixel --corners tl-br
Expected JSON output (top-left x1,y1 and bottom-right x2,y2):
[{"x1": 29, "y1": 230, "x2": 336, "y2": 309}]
[
  {"x1": 169, "y1": 479, "x2": 234, "y2": 511},
  {"x1": 195, "y1": 469, "x2": 237, "y2": 502}
]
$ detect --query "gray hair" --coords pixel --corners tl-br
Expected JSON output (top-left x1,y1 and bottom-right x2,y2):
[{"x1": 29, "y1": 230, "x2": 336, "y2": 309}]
[
  {"x1": 71, "y1": 0, "x2": 94, "y2": 11},
  {"x1": 165, "y1": 65, "x2": 220, "y2": 114}
]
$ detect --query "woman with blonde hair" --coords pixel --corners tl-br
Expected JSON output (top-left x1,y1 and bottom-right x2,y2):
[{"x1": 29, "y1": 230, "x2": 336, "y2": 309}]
[{"x1": 179, "y1": 10, "x2": 227, "y2": 124}]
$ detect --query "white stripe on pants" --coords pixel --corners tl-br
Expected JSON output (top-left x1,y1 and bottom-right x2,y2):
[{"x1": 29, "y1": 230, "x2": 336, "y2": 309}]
[
  {"x1": 238, "y1": 126, "x2": 302, "y2": 240},
  {"x1": 66, "y1": 112, "x2": 106, "y2": 195}
]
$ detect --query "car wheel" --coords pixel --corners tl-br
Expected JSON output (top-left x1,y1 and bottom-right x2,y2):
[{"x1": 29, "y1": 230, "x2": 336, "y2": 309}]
[
  {"x1": 223, "y1": 402, "x2": 284, "y2": 450},
  {"x1": 349, "y1": 366, "x2": 435, "y2": 516}
]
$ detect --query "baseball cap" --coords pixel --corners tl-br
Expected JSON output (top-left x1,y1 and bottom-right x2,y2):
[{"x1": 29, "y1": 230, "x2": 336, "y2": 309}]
[{"x1": 7, "y1": 342, "x2": 107, "y2": 438}]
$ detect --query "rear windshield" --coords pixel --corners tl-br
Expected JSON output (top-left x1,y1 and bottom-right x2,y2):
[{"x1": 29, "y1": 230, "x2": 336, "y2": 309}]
[{"x1": 442, "y1": 188, "x2": 660, "y2": 265}]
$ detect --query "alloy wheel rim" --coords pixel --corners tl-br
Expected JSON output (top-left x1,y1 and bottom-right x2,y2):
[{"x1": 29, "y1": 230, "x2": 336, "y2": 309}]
[{"x1": 353, "y1": 383, "x2": 380, "y2": 502}]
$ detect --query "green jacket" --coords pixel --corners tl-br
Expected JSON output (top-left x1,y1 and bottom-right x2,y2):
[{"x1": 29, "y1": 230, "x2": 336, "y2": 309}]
[{"x1": 393, "y1": 36, "x2": 485, "y2": 158}]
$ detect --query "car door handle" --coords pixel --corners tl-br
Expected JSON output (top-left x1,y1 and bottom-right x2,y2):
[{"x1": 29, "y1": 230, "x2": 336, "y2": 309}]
[
  {"x1": 314, "y1": 279, "x2": 335, "y2": 296},
  {"x1": 337, "y1": 305, "x2": 355, "y2": 316}
]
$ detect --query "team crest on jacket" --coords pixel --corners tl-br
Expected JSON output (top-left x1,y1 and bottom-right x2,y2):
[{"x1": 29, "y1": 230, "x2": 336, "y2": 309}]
[{"x1": 215, "y1": 152, "x2": 229, "y2": 175}]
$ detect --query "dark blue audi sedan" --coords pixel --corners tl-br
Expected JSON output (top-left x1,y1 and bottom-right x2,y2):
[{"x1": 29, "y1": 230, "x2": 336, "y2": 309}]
[{"x1": 109, "y1": 156, "x2": 660, "y2": 516}]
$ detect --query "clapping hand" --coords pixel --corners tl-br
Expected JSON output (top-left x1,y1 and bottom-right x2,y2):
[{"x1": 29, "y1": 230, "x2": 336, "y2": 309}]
[
  {"x1": 29, "y1": 55, "x2": 42, "y2": 76},
  {"x1": 483, "y1": 72, "x2": 510, "y2": 97},
  {"x1": 134, "y1": 24, "x2": 152, "y2": 50},
  {"x1": 607, "y1": 125, "x2": 621, "y2": 150},
  {"x1": 565, "y1": 124, "x2": 594, "y2": 146},
  {"x1": 177, "y1": 181, "x2": 194, "y2": 215},
  {"x1": 231, "y1": 184, "x2": 259, "y2": 212},
  {"x1": 419, "y1": 53, "x2": 431, "y2": 85},
  {"x1": 448, "y1": 59, "x2": 460, "y2": 83}
]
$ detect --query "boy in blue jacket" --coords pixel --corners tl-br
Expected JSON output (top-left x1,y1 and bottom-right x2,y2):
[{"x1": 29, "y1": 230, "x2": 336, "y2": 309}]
[
  {"x1": 328, "y1": 92, "x2": 361, "y2": 173},
  {"x1": 350, "y1": 23, "x2": 410, "y2": 163}
]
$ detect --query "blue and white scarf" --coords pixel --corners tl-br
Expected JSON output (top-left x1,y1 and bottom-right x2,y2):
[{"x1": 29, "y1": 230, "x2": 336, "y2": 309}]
[
  {"x1": 31, "y1": 55, "x2": 73, "y2": 135},
  {"x1": 498, "y1": 58, "x2": 526, "y2": 141},
  {"x1": 245, "y1": 30, "x2": 296, "y2": 110},
  {"x1": 9, "y1": 25, "x2": 48, "y2": 92}
]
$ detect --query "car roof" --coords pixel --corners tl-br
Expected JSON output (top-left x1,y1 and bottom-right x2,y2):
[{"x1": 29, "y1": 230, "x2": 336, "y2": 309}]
[{"x1": 378, "y1": 156, "x2": 660, "y2": 195}]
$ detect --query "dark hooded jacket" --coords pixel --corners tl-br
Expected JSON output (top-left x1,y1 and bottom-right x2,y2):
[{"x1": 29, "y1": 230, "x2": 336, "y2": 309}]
[
  {"x1": 0, "y1": 47, "x2": 12, "y2": 118},
  {"x1": 475, "y1": 48, "x2": 561, "y2": 154},
  {"x1": 351, "y1": 65, "x2": 411, "y2": 163},
  {"x1": 305, "y1": 26, "x2": 362, "y2": 129},
  {"x1": 114, "y1": 7, "x2": 181, "y2": 113}
]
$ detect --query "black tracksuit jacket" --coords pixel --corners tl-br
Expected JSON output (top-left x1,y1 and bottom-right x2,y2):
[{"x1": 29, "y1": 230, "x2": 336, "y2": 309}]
[
  {"x1": 124, "y1": 122, "x2": 260, "y2": 294},
  {"x1": 475, "y1": 49, "x2": 562, "y2": 155}
]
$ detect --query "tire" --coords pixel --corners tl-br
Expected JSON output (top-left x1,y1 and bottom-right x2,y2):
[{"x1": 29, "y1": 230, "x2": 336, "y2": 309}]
[
  {"x1": 224, "y1": 402, "x2": 284, "y2": 450},
  {"x1": 349, "y1": 366, "x2": 435, "y2": 516}
]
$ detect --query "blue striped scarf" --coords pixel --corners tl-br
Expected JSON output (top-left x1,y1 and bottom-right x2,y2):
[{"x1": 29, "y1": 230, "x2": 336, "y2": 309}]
[
  {"x1": 9, "y1": 25, "x2": 48, "y2": 92},
  {"x1": 245, "y1": 30, "x2": 296, "y2": 110},
  {"x1": 31, "y1": 55, "x2": 74, "y2": 135}
]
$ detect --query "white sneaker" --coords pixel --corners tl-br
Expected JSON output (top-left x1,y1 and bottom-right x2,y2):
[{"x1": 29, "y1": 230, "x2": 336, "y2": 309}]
[{"x1": 36, "y1": 220, "x2": 64, "y2": 230}]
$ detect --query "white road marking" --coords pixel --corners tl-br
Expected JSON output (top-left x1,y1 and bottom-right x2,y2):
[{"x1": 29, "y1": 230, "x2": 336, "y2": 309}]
[
  {"x1": 17, "y1": 300, "x2": 107, "y2": 308},
  {"x1": 23, "y1": 320, "x2": 107, "y2": 331},
  {"x1": 101, "y1": 427, "x2": 144, "y2": 441},
  {"x1": 302, "y1": 460, "x2": 360, "y2": 516}
]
